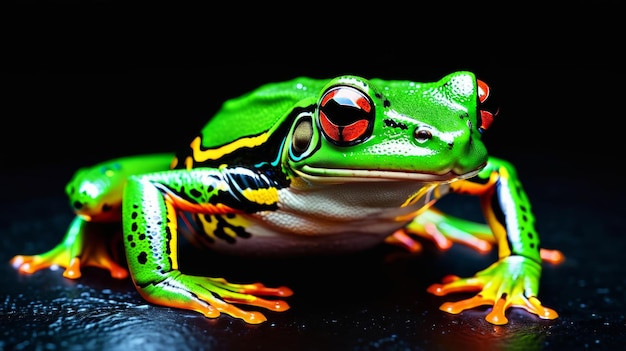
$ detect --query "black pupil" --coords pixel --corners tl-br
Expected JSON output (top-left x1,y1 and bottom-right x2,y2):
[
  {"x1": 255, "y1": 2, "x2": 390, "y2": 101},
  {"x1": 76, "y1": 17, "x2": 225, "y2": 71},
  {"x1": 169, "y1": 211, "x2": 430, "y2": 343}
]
[{"x1": 319, "y1": 86, "x2": 375, "y2": 146}]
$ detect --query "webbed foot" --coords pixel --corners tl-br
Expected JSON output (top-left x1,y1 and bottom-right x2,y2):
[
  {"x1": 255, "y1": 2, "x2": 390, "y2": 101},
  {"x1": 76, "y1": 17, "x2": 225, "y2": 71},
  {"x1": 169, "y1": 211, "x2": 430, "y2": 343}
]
[
  {"x1": 10, "y1": 216, "x2": 128, "y2": 279},
  {"x1": 136, "y1": 271, "x2": 292, "y2": 324},
  {"x1": 427, "y1": 255, "x2": 558, "y2": 325},
  {"x1": 394, "y1": 208, "x2": 495, "y2": 253}
]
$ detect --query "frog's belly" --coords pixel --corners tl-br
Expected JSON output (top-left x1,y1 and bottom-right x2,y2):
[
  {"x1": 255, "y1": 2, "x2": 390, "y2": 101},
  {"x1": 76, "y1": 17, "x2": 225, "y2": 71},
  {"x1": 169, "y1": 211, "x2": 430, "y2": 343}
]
[{"x1": 188, "y1": 181, "x2": 449, "y2": 257}]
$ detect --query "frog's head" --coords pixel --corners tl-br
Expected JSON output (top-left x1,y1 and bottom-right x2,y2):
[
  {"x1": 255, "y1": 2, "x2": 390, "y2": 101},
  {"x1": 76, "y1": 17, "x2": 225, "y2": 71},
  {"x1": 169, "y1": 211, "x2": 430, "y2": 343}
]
[{"x1": 284, "y1": 71, "x2": 497, "y2": 183}]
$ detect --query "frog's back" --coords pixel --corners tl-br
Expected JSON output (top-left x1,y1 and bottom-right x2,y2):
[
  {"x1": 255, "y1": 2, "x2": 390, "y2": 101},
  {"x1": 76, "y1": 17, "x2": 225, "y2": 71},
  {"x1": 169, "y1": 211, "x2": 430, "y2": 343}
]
[{"x1": 199, "y1": 77, "x2": 328, "y2": 149}]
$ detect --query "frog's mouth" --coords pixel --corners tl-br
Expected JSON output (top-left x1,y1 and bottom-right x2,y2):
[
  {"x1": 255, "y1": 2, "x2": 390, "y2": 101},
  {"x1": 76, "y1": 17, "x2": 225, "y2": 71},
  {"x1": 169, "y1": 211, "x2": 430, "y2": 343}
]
[{"x1": 293, "y1": 165, "x2": 483, "y2": 184}]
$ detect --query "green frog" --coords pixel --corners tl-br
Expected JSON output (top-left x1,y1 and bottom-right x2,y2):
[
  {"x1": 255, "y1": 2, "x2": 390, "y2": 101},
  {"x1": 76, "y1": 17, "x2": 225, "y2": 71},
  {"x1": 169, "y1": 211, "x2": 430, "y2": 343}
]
[{"x1": 11, "y1": 72, "x2": 562, "y2": 325}]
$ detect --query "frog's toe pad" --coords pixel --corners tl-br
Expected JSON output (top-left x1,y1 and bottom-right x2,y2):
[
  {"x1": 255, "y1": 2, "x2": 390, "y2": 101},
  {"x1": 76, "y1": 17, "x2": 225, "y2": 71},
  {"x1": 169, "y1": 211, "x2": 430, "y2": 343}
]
[
  {"x1": 540, "y1": 249, "x2": 565, "y2": 265},
  {"x1": 243, "y1": 311, "x2": 268, "y2": 324},
  {"x1": 525, "y1": 296, "x2": 559, "y2": 320},
  {"x1": 62, "y1": 257, "x2": 83, "y2": 279},
  {"x1": 11, "y1": 255, "x2": 54, "y2": 275},
  {"x1": 10, "y1": 255, "x2": 30, "y2": 272},
  {"x1": 109, "y1": 266, "x2": 129, "y2": 279}
]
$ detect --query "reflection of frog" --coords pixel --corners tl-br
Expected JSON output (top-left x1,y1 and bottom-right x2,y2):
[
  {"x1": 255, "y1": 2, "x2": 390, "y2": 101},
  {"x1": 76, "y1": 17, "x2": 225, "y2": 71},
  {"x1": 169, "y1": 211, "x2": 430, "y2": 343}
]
[{"x1": 12, "y1": 72, "x2": 562, "y2": 325}]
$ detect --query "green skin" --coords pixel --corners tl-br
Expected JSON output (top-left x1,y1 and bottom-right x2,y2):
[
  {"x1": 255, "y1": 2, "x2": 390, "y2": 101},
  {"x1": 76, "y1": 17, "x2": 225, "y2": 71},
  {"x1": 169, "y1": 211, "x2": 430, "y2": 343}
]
[{"x1": 11, "y1": 72, "x2": 560, "y2": 325}]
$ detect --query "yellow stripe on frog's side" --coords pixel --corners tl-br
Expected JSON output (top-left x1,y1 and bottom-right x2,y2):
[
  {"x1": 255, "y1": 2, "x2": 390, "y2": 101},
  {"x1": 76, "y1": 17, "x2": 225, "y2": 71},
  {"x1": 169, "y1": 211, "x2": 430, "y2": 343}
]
[
  {"x1": 241, "y1": 187, "x2": 279, "y2": 206},
  {"x1": 190, "y1": 132, "x2": 270, "y2": 163},
  {"x1": 395, "y1": 185, "x2": 443, "y2": 222},
  {"x1": 401, "y1": 184, "x2": 441, "y2": 208},
  {"x1": 164, "y1": 195, "x2": 179, "y2": 270}
]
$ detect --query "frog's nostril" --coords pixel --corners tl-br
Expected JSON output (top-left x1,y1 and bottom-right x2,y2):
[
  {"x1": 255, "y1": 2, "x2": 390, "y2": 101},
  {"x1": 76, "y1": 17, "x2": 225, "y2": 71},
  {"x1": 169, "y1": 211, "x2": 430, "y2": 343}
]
[{"x1": 73, "y1": 201, "x2": 84, "y2": 210}]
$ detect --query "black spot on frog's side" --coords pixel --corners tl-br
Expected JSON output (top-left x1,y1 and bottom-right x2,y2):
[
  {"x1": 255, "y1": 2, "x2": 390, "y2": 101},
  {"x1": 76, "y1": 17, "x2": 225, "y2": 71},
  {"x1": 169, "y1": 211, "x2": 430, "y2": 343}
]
[
  {"x1": 189, "y1": 188, "x2": 203, "y2": 199},
  {"x1": 127, "y1": 234, "x2": 137, "y2": 248},
  {"x1": 161, "y1": 169, "x2": 279, "y2": 214},
  {"x1": 490, "y1": 188, "x2": 541, "y2": 256}
]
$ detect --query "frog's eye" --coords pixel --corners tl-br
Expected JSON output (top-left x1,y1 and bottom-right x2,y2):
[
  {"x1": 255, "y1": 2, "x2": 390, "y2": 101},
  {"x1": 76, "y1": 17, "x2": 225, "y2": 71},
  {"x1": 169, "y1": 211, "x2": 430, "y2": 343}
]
[
  {"x1": 318, "y1": 86, "x2": 374, "y2": 146},
  {"x1": 477, "y1": 79, "x2": 499, "y2": 134}
]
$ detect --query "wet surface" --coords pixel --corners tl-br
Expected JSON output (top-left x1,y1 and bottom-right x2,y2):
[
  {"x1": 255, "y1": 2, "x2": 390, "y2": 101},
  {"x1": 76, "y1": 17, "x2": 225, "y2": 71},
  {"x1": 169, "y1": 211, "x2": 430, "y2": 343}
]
[{"x1": 2, "y1": 68, "x2": 626, "y2": 350}]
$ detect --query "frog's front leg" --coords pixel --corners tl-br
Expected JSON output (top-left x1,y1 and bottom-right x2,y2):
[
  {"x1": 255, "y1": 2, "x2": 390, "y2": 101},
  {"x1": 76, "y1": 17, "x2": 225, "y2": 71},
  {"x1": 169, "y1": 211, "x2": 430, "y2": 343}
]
[
  {"x1": 11, "y1": 153, "x2": 174, "y2": 279},
  {"x1": 11, "y1": 216, "x2": 128, "y2": 279},
  {"x1": 426, "y1": 157, "x2": 559, "y2": 325},
  {"x1": 123, "y1": 167, "x2": 292, "y2": 324}
]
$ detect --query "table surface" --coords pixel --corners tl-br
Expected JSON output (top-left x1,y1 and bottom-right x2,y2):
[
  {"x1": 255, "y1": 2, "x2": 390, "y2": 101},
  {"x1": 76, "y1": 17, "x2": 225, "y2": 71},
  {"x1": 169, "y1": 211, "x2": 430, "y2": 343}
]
[{"x1": 2, "y1": 69, "x2": 625, "y2": 351}]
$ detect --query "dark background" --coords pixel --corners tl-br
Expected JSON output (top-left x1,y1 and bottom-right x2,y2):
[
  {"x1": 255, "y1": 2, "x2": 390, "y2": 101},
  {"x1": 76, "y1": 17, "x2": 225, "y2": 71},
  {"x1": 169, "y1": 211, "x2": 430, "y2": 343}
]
[{"x1": 2, "y1": 2, "x2": 625, "y2": 351}]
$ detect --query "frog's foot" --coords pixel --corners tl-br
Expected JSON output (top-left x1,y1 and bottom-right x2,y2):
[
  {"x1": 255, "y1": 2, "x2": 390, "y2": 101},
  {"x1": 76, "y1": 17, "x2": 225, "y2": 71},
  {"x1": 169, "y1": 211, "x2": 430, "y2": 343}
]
[
  {"x1": 426, "y1": 255, "x2": 558, "y2": 325},
  {"x1": 137, "y1": 271, "x2": 293, "y2": 324},
  {"x1": 11, "y1": 217, "x2": 128, "y2": 280},
  {"x1": 11, "y1": 246, "x2": 75, "y2": 276},
  {"x1": 11, "y1": 248, "x2": 128, "y2": 280}
]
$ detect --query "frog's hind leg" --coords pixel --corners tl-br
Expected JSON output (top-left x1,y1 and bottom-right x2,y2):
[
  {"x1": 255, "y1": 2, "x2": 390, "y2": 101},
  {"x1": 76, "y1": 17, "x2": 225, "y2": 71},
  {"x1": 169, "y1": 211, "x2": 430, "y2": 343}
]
[
  {"x1": 386, "y1": 208, "x2": 493, "y2": 254},
  {"x1": 388, "y1": 208, "x2": 564, "y2": 264},
  {"x1": 121, "y1": 168, "x2": 294, "y2": 324},
  {"x1": 78, "y1": 222, "x2": 128, "y2": 279}
]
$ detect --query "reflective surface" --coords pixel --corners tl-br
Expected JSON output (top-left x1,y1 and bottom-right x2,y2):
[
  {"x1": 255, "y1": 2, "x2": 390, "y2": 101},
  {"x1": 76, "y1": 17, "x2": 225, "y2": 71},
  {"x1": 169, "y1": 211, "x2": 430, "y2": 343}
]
[{"x1": 2, "y1": 68, "x2": 625, "y2": 350}]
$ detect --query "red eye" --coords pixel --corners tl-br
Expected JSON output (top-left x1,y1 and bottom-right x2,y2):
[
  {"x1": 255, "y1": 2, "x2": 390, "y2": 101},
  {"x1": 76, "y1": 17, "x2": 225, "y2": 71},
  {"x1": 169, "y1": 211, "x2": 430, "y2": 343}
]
[
  {"x1": 477, "y1": 79, "x2": 490, "y2": 104},
  {"x1": 477, "y1": 79, "x2": 499, "y2": 133},
  {"x1": 318, "y1": 86, "x2": 375, "y2": 146}
]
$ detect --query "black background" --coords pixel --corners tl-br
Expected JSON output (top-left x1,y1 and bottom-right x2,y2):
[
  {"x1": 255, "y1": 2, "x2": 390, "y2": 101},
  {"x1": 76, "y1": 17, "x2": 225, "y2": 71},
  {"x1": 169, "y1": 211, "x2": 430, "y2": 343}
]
[
  {"x1": 3, "y1": 65, "x2": 622, "y2": 201},
  {"x1": 2, "y1": 2, "x2": 625, "y2": 350}
]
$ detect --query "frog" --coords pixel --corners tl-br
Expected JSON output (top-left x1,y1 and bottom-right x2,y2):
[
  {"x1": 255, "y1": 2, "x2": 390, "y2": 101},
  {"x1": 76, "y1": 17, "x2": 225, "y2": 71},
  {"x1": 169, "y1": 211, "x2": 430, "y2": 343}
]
[{"x1": 11, "y1": 71, "x2": 563, "y2": 325}]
